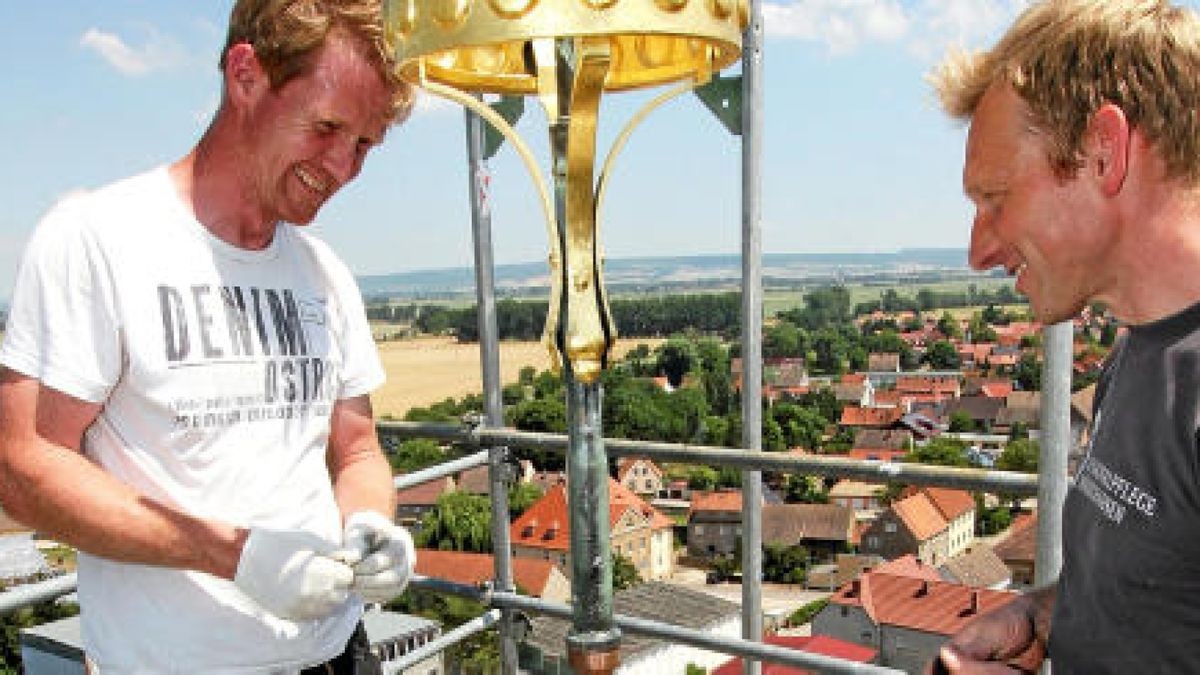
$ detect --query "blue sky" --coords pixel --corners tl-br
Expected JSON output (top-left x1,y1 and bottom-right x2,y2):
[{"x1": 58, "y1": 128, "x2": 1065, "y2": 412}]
[{"x1": 5, "y1": 1, "x2": 1190, "y2": 301}]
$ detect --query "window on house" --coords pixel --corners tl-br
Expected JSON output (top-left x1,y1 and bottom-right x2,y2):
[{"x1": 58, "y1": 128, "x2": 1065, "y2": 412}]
[
  {"x1": 884, "y1": 522, "x2": 897, "y2": 533},
  {"x1": 695, "y1": 525, "x2": 705, "y2": 535}
]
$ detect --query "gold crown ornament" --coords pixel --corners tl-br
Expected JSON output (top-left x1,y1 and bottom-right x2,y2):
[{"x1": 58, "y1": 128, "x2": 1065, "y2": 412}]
[{"x1": 383, "y1": 0, "x2": 747, "y2": 385}]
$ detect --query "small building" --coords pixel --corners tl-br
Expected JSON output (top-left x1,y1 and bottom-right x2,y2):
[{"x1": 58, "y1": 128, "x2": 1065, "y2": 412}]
[
  {"x1": 858, "y1": 487, "x2": 977, "y2": 567},
  {"x1": 939, "y1": 544, "x2": 1012, "y2": 590},
  {"x1": 20, "y1": 609, "x2": 443, "y2": 675},
  {"x1": 993, "y1": 512, "x2": 1038, "y2": 588},
  {"x1": 711, "y1": 634, "x2": 877, "y2": 674},
  {"x1": 520, "y1": 583, "x2": 741, "y2": 674},
  {"x1": 814, "y1": 572, "x2": 1019, "y2": 673},
  {"x1": 617, "y1": 457, "x2": 665, "y2": 498},
  {"x1": 687, "y1": 490, "x2": 745, "y2": 558},
  {"x1": 761, "y1": 504, "x2": 855, "y2": 563}
]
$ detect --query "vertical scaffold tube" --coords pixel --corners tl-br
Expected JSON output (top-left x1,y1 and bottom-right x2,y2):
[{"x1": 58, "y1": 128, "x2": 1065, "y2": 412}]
[
  {"x1": 564, "y1": 378, "x2": 620, "y2": 672},
  {"x1": 740, "y1": 2, "x2": 766, "y2": 674},
  {"x1": 465, "y1": 100, "x2": 519, "y2": 673}
]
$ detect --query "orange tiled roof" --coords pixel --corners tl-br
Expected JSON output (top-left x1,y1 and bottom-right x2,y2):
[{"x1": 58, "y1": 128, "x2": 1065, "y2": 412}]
[
  {"x1": 895, "y1": 376, "x2": 960, "y2": 395},
  {"x1": 712, "y1": 635, "x2": 876, "y2": 674},
  {"x1": 839, "y1": 406, "x2": 904, "y2": 427},
  {"x1": 414, "y1": 549, "x2": 557, "y2": 596},
  {"x1": 395, "y1": 477, "x2": 455, "y2": 506},
  {"x1": 979, "y1": 382, "x2": 1014, "y2": 398},
  {"x1": 873, "y1": 554, "x2": 943, "y2": 582},
  {"x1": 922, "y1": 487, "x2": 976, "y2": 521},
  {"x1": 994, "y1": 512, "x2": 1038, "y2": 563},
  {"x1": 511, "y1": 481, "x2": 666, "y2": 551},
  {"x1": 610, "y1": 479, "x2": 674, "y2": 529},
  {"x1": 831, "y1": 572, "x2": 1018, "y2": 636},
  {"x1": 892, "y1": 492, "x2": 948, "y2": 541},
  {"x1": 848, "y1": 448, "x2": 908, "y2": 462},
  {"x1": 689, "y1": 490, "x2": 744, "y2": 515}
]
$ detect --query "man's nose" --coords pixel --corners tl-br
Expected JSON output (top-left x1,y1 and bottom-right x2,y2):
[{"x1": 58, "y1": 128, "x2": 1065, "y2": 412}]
[{"x1": 967, "y1": 215, "x2": 1002, "y2": 271}]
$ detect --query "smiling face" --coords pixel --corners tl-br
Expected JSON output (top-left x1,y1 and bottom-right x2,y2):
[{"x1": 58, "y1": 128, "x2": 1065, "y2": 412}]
[
  {"x1": 242, "y1": 32, "x2": 392, "y2": 227},
  {"x1": 963, "y1": 84, "x2": 1116, "y2": 325}
]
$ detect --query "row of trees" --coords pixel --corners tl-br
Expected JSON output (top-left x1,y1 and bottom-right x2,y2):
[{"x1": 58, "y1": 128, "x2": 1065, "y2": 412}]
[{"x1": 364, "y1": 283, "x2": 1031, "y2": 343}]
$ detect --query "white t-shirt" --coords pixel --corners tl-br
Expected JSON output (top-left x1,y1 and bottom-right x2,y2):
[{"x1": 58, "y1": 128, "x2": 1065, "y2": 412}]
[{"x1": 0, "y1": 167, "x2": 385, "y2": 673}]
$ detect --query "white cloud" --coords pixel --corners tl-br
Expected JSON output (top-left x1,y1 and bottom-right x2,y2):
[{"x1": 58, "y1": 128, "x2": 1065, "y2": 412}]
[
  {"x1": 80, "y1": 26, "x2": 185, "y2": 76},
  {"x1": 764, "y1": 0, "x2": 910, "y2": 54},
  {"x1": 763, "y1": 0, "x2": 1029, "y2": 58},
  {"x1": 908, "y1": 0, "x2": 1031, "y2": 60}
]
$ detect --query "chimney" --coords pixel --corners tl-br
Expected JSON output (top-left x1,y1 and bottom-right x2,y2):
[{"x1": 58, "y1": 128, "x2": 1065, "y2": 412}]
[
  {"x1": 960, "y1": 590, "x2": 981, "y2": 617},
  {"x1": 847, "y1": 579, "x2": 861, "y2": 598},
  {"x1": 915, "y1": 580, "x2": 930, "y2": 598}
]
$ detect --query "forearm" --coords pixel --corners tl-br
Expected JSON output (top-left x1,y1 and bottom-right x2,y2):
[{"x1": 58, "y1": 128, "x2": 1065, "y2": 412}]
[
  {"x1": 332, "y1": 449, "x2": 395, "y2": 521},
  {"x1": 1, "y1": 438, "x2": 245, "y2": 579}
]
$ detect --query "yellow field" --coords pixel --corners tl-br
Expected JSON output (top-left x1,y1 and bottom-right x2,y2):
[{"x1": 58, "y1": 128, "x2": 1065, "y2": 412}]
[{"x1": 371, "y1": 336, "x2": 663, "y2": 419}]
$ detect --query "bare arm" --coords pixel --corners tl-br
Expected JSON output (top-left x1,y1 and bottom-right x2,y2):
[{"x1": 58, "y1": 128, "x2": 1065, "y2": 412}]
[
  {"x1": 326, "y1": 394, "x2": 394, "y2": 521},
  {"x1": 0, "y1": 368, "x2": 247, "y2": 579},
  {"x1": 933, "y1": 583, "x2": 1057, "y2": 674}
]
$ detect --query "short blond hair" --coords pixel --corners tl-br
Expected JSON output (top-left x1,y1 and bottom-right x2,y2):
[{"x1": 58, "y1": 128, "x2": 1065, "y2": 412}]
[
  {"x1": 932, "y1": 0, "x2": 1200, "y2": 183},
  {"x1": 220, "y1": 0, "x2": 414, "y2": 122}
]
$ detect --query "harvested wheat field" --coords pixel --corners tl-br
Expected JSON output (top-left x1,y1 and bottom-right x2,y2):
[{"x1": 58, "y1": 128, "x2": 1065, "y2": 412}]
[{"x1": 371, "y1": 336, "x2": 663, "y2": 418}]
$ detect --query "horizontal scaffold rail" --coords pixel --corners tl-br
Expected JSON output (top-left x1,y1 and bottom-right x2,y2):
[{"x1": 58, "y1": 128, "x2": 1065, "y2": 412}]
[
  {"x1": 378, "y1": 421, "x2": 1040, "y2": 497},
  {"x1": 406, "y1": 576, "x2": 903, "y2": 675}
]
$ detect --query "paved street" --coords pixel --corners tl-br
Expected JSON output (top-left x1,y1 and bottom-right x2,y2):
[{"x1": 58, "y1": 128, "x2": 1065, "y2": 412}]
[{"x1": 666, "y1": 566, "x2": 832, "y2": 630}]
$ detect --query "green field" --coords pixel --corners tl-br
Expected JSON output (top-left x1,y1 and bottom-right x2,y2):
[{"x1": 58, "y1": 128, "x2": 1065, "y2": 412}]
[{"x1": 763, "y1": 277, "x2": 1020, "y2": 317}]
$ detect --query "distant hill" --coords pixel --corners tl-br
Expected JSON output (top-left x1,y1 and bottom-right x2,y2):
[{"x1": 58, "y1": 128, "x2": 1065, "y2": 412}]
[{"x1": 357, "y1": 249, "x2": 987, "y2": 299}]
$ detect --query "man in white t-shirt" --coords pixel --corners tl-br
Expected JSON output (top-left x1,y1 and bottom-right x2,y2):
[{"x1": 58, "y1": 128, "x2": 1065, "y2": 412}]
[{"x1": 0, "y1": 1, "x2": 416, "y2": 672}]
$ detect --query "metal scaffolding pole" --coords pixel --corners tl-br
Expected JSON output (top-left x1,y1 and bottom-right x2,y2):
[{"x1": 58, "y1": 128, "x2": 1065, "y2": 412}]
[
  {"x1": 1036, "y1": 321, "x2": 1073, "y2": 585},
  {"x1": 377, "y1": 421, "x2": 1042, "y2": 496},
  {"x1": 404, "y1": 576, "x2": 903, "y2": 675},
  {"x1": 465, "y1": 99, "x2": 519, "y2": 673},
  {"x1": 739, "y1": 2, "x2": 765, "y2": 673}
]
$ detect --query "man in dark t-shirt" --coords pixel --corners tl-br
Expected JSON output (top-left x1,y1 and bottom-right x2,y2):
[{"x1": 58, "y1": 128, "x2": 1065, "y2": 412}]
[{"x1": 928, "y1": 0, "x2": 1200, "y2": 672}]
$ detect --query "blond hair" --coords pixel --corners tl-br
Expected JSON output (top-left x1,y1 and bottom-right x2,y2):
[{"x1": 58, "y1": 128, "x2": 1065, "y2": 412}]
[
  {"x1": 220, "y1": 0, "x2": 414, "y2": 122},
  {"x1": 932, "y1": 0, "x2": 1200, "y2": 182}
]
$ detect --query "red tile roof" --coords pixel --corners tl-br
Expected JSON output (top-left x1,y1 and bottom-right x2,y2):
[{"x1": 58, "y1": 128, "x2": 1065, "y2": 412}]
[
  {"x1": 892, "y1": 492, "x2": 948, "y2": 541},
  {"x1": 874, "y1": 554, "x2": 943, "y2": 582},
  {"x1": 511, "y1": 480, "x2": 669, "y2": 551},
  {"x1": 712, "y1": 635, "x2": 876, "y2": 675},
  {"x1": 395, "y1": 477, "x2": 455, "y2": 506},
  {"x1": 414, "y1": 549, "x2": 558, "y2": 596},
  {"x1": 921, "y1": 487, "x2": 976, "y2": 521},
  {"x1": 994, "y1": 512, "x2": 1038, "y2": 563},
  {"x1": 610, "y1": 480, "x2": 674, "y2": 529},
  {"x1": 689, "y1": 490, "x2": 744, "y2": 515},
  {"x1": 848, "y1": 448, "x2": 908, "y2": 462},
  {"x1": 831, "y1": 572, "x2": 1019, "y2": 636},
  {"x1": 895, "y1": 375, "x2": 960, "y2": 395},
  {"x1": 839, "y1": 406, "x2": 903, "y2": 427},
  {"x1": 979, "y1": 382, "x2": 1014, "y2": 398}
]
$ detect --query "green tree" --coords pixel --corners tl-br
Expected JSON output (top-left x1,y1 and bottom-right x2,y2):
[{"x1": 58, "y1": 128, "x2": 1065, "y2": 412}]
[
  {"x1": 996, "y1": 438, "x2": 1040, "y2": 474},
  {"x1": 763, "y1": 543, "x2": 809, "y2": 584},
  {"x1": 508, "y1": 482, "x2": 544, "y2": 519},
  {"x1": 923, "y1": 340, "x2": 961, "y2": 369},
  {"x1": 948, "y1": 410, "x2": 978, "y2": 433},
  {"x1": 907, "y1": 437, "x2": 970, "y2": 467},
  {"x1": 1015, "y1": 352, "x2": 1043, "y2": 391},
  {"x1": 656, "y1": 338, "x2": 699, "y2": 388},
  {"x1": 387, "y1": 438, "x2": 445, "y2": 474},
  {"x1": 937, "y1": 311, "x2": 962, "y2": 340},
  {"x1": 416, "y1": 492, "x2": 493, "y2": 553},
  {"x1": 612, "y1": 553, "x2": 643, "y2": 591},
  {"x1": 784, "y1": 475, "x2": 829, "y2": 504},
  {"x1": 390, "y1": 589, "x2": 498, "y2": 672}
]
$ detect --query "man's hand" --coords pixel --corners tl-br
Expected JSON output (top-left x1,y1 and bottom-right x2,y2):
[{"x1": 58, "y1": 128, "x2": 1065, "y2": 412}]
[
  {"x1": 233, "y1": 527, "x2": 355, "y2": 620},
  {"x1": 927, "y1": 589, "x2": 1053, "y2": 674},
  {"x1": 341, "y1": 511, "x2": 416, "y2": 603}
]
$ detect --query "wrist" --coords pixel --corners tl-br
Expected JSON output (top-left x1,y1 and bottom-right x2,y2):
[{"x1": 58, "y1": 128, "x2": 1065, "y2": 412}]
[{"x1": 211, "y1": 525, "x2": 251, "y2": 580}]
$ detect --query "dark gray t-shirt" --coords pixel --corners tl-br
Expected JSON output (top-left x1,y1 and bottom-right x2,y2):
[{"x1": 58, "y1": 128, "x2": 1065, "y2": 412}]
[{"x1": 1050, "y1": 303, "x2": 1200, "y2": 672}]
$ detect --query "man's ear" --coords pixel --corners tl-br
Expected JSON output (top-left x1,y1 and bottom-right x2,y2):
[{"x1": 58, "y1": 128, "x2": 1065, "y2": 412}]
[
  {"x1": 222, "y1": 42, "x2": 268, "y2": 108},
  {"x1": 1087, "y1": 103, "x2": 1131, "y2": 197}
]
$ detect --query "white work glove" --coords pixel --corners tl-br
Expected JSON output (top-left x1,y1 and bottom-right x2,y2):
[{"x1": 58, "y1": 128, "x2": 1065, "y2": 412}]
[
  {"x1": 341, "y1": 511, "x2": 416, "y2": 603},
  {"x1": 233, "y1": 527, "x2": 355, "y2": 621}
]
